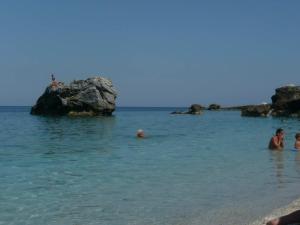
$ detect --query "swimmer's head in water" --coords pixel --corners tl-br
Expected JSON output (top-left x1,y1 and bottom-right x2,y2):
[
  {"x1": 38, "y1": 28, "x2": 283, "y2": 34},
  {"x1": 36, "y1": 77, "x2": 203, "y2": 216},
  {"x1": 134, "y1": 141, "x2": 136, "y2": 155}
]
[
  {"x1": 295, "y1": 133, "x2": 300, "y2": 140},
  {"x1": 276, "y1": 128, "x2": 284, "y2": 136},
  {"x1": 137, "y1": 129, "x2": 145, "y2": 138}
]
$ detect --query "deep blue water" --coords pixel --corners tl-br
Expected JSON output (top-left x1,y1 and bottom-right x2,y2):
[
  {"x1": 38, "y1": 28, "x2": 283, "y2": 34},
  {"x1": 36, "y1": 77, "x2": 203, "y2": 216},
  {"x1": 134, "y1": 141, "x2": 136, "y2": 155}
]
[{"x1": 1, "y1": 106, "x2": 300, "y2": 225}]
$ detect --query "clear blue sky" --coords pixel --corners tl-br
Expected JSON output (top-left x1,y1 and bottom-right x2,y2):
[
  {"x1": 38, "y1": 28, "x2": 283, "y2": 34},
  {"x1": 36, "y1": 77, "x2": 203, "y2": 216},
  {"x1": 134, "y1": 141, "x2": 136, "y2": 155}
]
[{"x1": 0, "y1": 0, "x2": 299, "y2": 107}]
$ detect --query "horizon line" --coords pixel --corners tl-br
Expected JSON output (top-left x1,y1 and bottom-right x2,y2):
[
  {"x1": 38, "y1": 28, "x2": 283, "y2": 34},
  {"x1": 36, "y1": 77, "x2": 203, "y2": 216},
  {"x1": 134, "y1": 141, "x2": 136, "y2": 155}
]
[{"x1": 0, "y1": 103, "x2": 271, "y2": 108}]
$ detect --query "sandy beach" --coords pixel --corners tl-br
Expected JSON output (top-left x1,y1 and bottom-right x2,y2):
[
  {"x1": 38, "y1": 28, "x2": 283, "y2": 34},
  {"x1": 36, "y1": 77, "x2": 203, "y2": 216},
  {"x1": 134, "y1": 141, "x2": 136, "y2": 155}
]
[{"x1": 249, "y1": 198, "x2": 300, "y2": 225}]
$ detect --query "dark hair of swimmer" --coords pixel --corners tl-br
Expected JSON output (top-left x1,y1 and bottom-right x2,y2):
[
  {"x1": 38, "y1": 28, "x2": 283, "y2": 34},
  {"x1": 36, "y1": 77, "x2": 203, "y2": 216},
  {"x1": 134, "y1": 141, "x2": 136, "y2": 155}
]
[{"x1": 276, "y1": 128, "x2": 284, "y2": 135}]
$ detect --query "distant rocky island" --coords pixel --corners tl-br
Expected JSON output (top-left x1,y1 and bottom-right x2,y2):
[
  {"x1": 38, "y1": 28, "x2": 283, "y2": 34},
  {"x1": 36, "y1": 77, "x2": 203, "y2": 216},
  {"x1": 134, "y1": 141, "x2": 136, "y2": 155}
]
[
  {"x1": 31, "y1": 77, "x2": 117, "y2": 116},
  {"x1": 172, "y1": 85, "x2": 300, "y2": 118}
]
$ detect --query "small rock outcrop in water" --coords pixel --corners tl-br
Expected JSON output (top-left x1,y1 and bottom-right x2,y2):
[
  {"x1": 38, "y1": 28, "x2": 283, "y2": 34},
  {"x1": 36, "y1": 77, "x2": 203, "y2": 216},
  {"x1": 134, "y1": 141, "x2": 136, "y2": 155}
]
[
  {"x1": 171, "y1": 104, "x2": 205, "y2": 115},
  {"x1": 208, "y1": 104, "x2": 221, "y2": 110},
  {"x1": 241, "y1": 104, "x2": 271, "y2": 117},
  {"x1": 31, "y1": 77, "x2": 117, "y2": 116},
  {"x1": 271, "y1": 86, "x2": 300, "y2": 117},
  {"x1": 188, "y1": 104, "x2": 204, "y2": 114}
]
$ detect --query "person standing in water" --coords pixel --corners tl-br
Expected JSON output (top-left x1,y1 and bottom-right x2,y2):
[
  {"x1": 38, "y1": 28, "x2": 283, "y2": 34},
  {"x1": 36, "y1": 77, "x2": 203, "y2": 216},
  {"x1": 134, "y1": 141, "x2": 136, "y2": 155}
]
[
  {"x1": 268, "y1": 128, "x2": 285, "y2": 150},
  {"x1": 295, "y1": 133, "x2": 300, "y2": 150}
]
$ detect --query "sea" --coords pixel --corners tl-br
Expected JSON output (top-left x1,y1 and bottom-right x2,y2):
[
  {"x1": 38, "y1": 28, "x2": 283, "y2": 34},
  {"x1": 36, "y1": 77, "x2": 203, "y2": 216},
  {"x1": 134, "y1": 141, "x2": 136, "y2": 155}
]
[{"x1": 1, "y1": 106, "x2": 300, "y2": 225}]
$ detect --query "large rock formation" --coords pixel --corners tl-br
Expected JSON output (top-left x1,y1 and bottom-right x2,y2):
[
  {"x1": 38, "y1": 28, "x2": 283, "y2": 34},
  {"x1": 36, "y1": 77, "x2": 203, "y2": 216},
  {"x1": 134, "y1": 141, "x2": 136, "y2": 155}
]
[
  {"x1": 31, "y1": 77, "x2": 117, "y2": 116},
  {"x1": 241, "y1": 104, "x2": 271, "y2": 117},
  {"x1": 240, "y1": 85, "x2": 300, "y2": 117},
  {"x1": 271, "y1": 86, "x2": 300, "y2": 117}
]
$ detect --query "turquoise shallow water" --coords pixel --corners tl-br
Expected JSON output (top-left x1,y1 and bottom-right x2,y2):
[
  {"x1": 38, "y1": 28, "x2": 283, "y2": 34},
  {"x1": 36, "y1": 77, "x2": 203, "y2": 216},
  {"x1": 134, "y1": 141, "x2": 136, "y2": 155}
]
[{"x1": 1, "y1": 107, "x2": 300, "y2": 225}]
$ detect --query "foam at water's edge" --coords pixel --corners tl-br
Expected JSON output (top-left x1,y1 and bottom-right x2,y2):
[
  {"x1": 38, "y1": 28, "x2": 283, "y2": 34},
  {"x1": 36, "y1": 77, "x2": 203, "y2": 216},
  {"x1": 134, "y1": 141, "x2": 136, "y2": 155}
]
[{"x1": 249, "y1": 198, "x2": 300, "y2": 225}]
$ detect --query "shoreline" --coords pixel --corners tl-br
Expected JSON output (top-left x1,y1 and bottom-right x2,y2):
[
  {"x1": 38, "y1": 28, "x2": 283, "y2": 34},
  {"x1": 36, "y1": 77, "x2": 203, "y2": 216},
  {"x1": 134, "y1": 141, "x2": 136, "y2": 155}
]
[{"x1": 249, "y1": 198, "x2": 300, "y2": 225}]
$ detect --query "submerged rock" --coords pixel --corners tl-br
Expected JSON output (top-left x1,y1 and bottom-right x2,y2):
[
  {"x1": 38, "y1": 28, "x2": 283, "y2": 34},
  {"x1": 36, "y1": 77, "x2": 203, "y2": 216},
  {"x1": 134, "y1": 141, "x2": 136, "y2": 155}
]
[
  {"x1": 31, "y1": 77, "x2": 117, "y2": 116},
  {"x1": 241, "y1": 104, "x2": 271, "y2": 117},
  {"x1": 271, "y1": 86, "x2": 300, "y2": 117},
  {"x1": 170, "y1": 111, "x2": 188, "y2": 115}
]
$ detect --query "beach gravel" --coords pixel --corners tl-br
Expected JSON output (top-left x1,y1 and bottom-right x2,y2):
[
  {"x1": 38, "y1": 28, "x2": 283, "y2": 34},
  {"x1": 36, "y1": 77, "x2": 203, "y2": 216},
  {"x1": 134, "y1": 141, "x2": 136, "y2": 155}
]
[{"x1": 249, "y1": 199, "x2": 300, "y2": 225}]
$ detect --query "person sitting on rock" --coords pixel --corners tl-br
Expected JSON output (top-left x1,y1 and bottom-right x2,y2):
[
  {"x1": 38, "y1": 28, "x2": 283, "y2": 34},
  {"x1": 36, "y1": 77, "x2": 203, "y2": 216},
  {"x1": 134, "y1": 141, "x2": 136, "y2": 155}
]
[
  {"x1": 51, "y1": 74, "x2": 58, "y2": 88},
  {"x1": 268, "y1": 128, "x2": 285, "y2": 150}
]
